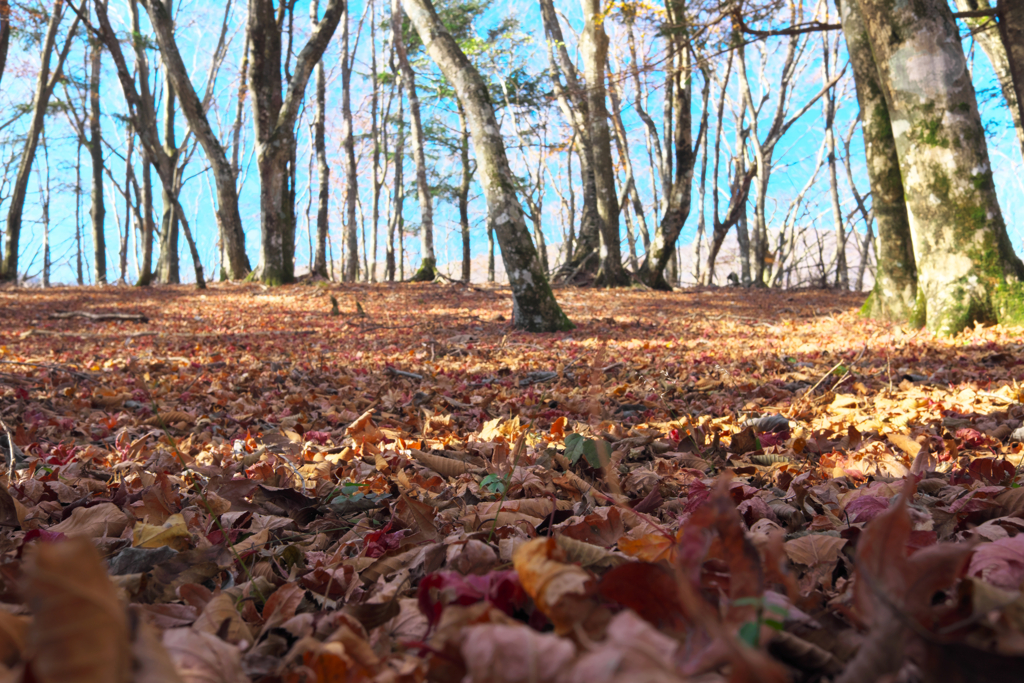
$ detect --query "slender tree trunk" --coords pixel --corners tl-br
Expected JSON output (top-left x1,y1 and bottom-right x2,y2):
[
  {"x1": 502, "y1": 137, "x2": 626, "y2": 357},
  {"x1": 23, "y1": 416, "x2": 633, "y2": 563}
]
[
  {"x1": 370, "y1": 1, "x2": 384, "y2": 282},
  {"x1": 950, "y1": 0, "x2": 1024, "y2": 162},
  {"x1": 156, "y1": 68, "x2": 181, "y2": 284},
  {"x1": 821, "y1": 32, "x2": 847, "y2": 290},
  {"x1": 1, "y1": 2, "x2": 79, "y2": 282},
  {"x1": 538, "y1": 0, "x2": 600, "y2": 283},
  {"x1": 120, "y1": 132, "x2": 133, "y2": 283},
  {"x1": 1000, "y1": 0, "x2": 1024, "y2": 142},
  {"x1": 137, "y1": 158, "x2": 155, "y2": 285},
  {"x1": 75, "y1": 141, "x2": 84, "y2": 284},
  {"x1": 839, "y1": 0, "x2": 917, "y2": 321},
  {"x1": 639, "y1": 0, "x2": 702, "y2": 290},
  {"x1": 88, "y1": 29, "x2": 107, "y2": 285},
  {"x1": 387, "y1": 89, "x2": 404, "y2": 282},
  {"x1": 392, "y1": 0, "x2": 435, "y2": 282},
  {"x1": 855, "y1": 0, "x2": 1024, "y2": 334},
  {"x1": 248, "y1": 0, "x2": 343, "y2": 285},
  {"x1": 0, "y1": 0, "x2": 10, "y2": 92},
  {"x1": 457, "y1": 101, "x2": 472, "y2": 282},
  {"x1": 402, "y1": 0, "x2": 572, "y2": 331},
  {"x1": 580, "y1": 0, "x2": 626, "y2": 286},
  {"x1": 143, "y1": 0, "x2": 250, "y2": 280},
  {"x1": 341, "y1": 4, "x2": 359, "y2": 282},
  {"x1": 607, "y1": 60, "x2": 650, "y2": 253},
  {"x1": 39, "y1": 130, "x2": 50, "y2": 287},
  {"x1": 308, "y1": 0, "x2": 331, "y2": 278}
]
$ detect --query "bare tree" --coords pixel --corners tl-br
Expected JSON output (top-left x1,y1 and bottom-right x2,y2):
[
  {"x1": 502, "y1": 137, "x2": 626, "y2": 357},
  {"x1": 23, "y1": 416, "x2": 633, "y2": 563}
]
[
  {"x1": 0, "y1": 0, "x2": 11, "y2": 91},
  {"x1": 1, "y1": 1, "x2": 80, "y2": 282},
  {"x1": 310, "y1": 0, "x2": 331, "y2": 279}
]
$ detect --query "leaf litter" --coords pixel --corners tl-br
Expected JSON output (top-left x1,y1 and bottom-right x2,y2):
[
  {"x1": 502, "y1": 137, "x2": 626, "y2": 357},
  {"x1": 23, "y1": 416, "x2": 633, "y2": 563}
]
[{"x1": 0, "y1": 282, "x2": 1024, "y2": 682}]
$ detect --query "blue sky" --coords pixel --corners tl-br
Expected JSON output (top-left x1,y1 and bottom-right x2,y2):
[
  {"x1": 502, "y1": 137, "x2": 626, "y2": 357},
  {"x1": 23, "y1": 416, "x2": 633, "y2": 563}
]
[{"x1": 0, "y1": 0, "x2": 1020, "y2": 286}]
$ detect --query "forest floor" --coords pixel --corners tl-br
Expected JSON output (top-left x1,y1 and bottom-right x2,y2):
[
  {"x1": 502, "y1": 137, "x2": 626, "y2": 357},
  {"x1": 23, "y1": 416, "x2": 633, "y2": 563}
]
[{"x1": 1, "y1": 281, "x2": 1023, "y2": 682}]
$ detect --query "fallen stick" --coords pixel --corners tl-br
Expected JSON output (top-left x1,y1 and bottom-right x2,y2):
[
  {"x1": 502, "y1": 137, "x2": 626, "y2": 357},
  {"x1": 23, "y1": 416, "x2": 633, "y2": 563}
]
[{"x1": 49, "y1": 311, "x2": 149, "y2": 323}]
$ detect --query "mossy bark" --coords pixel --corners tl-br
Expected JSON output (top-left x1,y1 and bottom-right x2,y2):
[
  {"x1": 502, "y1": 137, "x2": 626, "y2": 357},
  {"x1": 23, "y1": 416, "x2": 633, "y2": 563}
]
[
  {"x1": 854, "y1": 0, "x2": 1024, "y2": 335},
  {"x1": 401, "y1": 0, "x2": 573, "y2": 331},
  {"x1": 840, "y1": 0, "x2": 918, "y2": 322}
]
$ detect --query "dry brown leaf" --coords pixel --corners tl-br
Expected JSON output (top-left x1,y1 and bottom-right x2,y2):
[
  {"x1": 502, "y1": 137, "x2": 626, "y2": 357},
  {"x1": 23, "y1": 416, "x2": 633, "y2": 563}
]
[
  {"x1": 783, "y1": 534, "x2": 848, "y2": 566},
  {"x1": 25, "y1": 538, "x2": 132, "y2": 683},
  {"x1": 513, "y1": 537, "x2": 605, "y2": 636},
  {"x1": 143, "y1": 411, "x2": 194, "y2": 427},
  {"x1": 192, "y1": 593, "x2": 253, "y2": 645},
  {"x1": 48, "y1": 503, "x2": 129, "y2": 538},
  {"x1": 133, "y1": 513, "x2": 192, "y2": 551},
  {"x1": 162, "y1": 628, "x2": 249, "y2": 683}
]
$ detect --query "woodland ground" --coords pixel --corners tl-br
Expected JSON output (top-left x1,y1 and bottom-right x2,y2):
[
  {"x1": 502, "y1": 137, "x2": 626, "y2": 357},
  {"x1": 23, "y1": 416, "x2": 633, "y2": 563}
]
[{"x1": 0, "y1": 282, "x2": 1023, "y2": 682}]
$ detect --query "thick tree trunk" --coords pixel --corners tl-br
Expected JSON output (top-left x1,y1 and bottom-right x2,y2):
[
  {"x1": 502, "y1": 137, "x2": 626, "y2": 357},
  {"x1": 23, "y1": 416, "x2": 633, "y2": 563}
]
[
  {"x1": 341, "y1": 5, "x2": 359, "y2": 282},
  {"x1": 88, "y1": 32, "x2": 107, "y2": 285},
  {"x1": 393, "y1": 0, "x2": 435, "y2": 282},
  {"x1": 855, "y1": 0, "x2": 1024, "y2": 334},
  {"x1": 951, "y1": 0, "x2": 1024, "y2": 162},
  {"x1": 579, "y1": 0, "x2": 626, "y2": 286},
  {"x1": 143, "y1": 0, "x2": 251, "y2": 280},
  {"x1": 248, "y1": 0, "x2": 343, "y2": 285},
  {"x1": 309, "y1": 0, "x2": 331, "y2": 279},
  {"x1": 840, "y1": 0, "x2": 917, "y2": 321},
  {"x1": 1, "y1": 2, "x2": 78, "y2": 282},
  {"x1": 401, "y1": 0, "x2": 572, "y2": 331}
]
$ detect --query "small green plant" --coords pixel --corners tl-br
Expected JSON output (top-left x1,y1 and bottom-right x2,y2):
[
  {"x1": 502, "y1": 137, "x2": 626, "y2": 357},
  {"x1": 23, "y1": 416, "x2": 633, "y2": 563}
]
[
  {"x1": 733, "y1": 596, "x2": 787, "y2": 647},
  {"x1": 564, "y1": 432, "x2": 612, "y2": 468}
]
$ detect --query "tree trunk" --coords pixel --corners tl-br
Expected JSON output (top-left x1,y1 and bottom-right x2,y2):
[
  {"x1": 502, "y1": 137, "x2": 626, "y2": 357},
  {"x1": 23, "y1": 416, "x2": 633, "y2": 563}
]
[
  {"x1": 855, "y1": 0, "x2": 1024, "y2": 334},
  {"x1": 457, "y1": 101, "x2": 472, "y2": 282},
  {"x1": 821, "y1": 31, "x2": 847, "y2": 290},
  {"x1": 341, "y1": 3, "x2": 359, "y2": 282},
  {"x1": 1, "y1": 2, "x2": 79, "y2": 282},
  {"x1": 88, "y1": 29, "x2": 107, "y2": 285},
  {"x1": 951, "y1": 0, "x2": 1024, "y2": 162},
  {"x1": 840, "y1": 0, "x2": 917, "y2": 321},
  {"x1": 402, "y1": 0, "x2": 572, "y2": 331},
  {"x1": 143, "y1": 0, "x2": 251, "y2": 280},
  {"x1": 248, "y1": 0, "x2": 343, "y2": 285},
  {"x1": 392, "y1": 0, "x2": 435, "y2": 282}
]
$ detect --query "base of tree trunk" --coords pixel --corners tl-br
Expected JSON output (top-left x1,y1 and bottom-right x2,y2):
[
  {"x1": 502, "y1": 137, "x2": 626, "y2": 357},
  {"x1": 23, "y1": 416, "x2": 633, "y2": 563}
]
[
  {"x1": 409, "y1": 258, "x2": 438, "y2": 282},
  {"x1": 859, "y1": 289, "x2": 925, "y2": 328},
  {"x1": 994, "y1": 283, "x2": 1024, "y2": 326}
]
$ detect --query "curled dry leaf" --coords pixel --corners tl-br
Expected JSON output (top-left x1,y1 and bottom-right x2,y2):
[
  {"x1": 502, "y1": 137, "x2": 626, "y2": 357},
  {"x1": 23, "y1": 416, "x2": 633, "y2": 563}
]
[
  {"x1": 25, "y1": 538, "x2": 132, "y2": 683},
  {"x1": 143, "y1": 412, "x2": 194, "y2": 427},
  {"x1": 162, "y1": 628, "x2": 250, "y2": 683},
  {"x1": 460, "y1": 624, "x2": 575, "y2": 683}
]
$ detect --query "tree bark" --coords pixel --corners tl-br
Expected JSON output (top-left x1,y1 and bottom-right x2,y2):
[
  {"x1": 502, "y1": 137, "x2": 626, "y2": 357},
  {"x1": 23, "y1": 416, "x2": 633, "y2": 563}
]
[
  {"x1": 156, "y1": 51, "x2": 181, "y2": 285},
  {"x1": 136, "y1": 158, "x2": 155, "y2": 286},
  {"x1": 393, "y1": 0, "x2": 436, "y2": 282},
  {"x1": 579, "y1": 0, "x2": 626, "y2": 286},
  {"x1": 88, "y1": 26, "x2": 106, "y2": 284},
  {"x1": 248, "y1": 0, "x2": 344, "y2": 285},
  {"x1": 839, "y1": 0, "x2": 917, "y2": 322},
  {"x1": 1, "y1": 2, "x2": 79, "y2": 282},
  {"x1": 854, "y1": 0, "x2": 1024, "y2": 335},
  {"x1": 401, "y1": 0, "x2": 572, "y2": 331},
  {"x1": 387, "y1": 89, "x2": 404, "y2": 282},
  {"x1": 143, "y1": 0, "x2": 251, "y2": 280}
]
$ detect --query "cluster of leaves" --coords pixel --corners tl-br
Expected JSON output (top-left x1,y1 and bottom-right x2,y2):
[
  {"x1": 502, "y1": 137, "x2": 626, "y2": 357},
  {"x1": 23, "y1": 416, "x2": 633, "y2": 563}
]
[{"x1": 0, "y1": 282, "x2": 1023, "y2": 682}]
